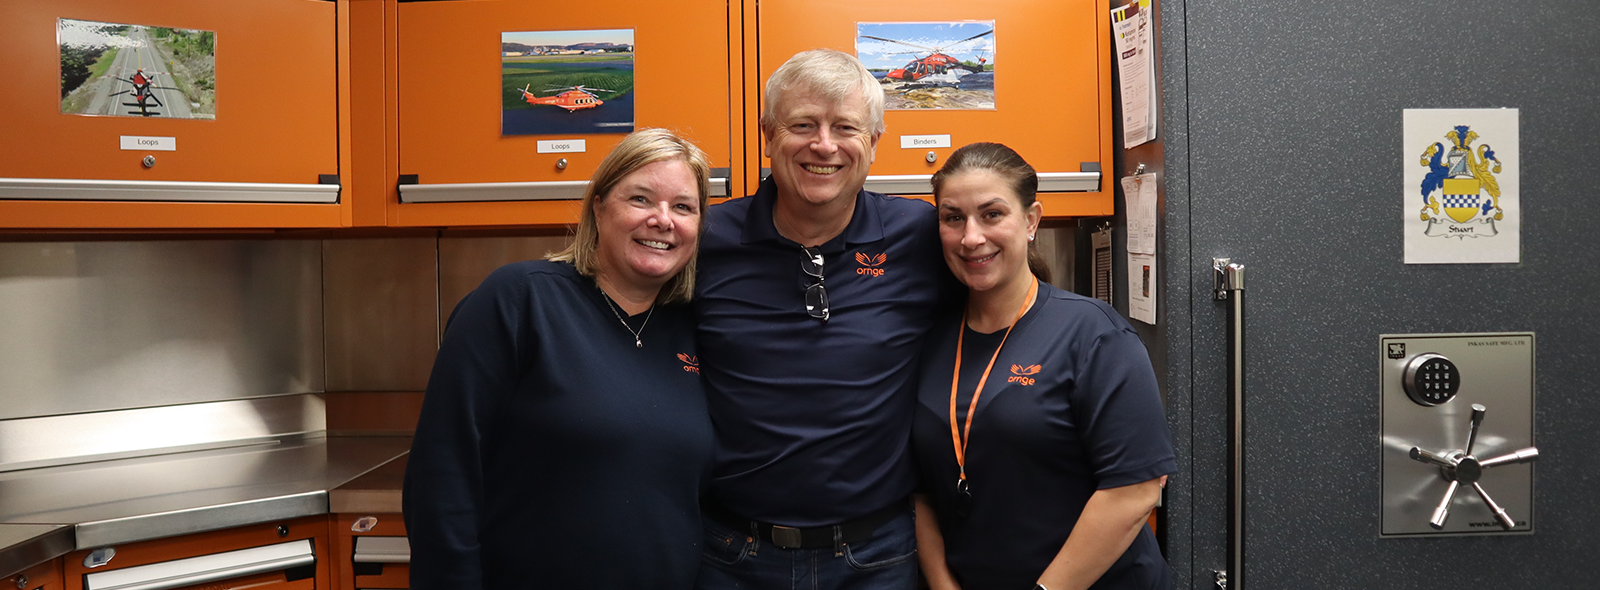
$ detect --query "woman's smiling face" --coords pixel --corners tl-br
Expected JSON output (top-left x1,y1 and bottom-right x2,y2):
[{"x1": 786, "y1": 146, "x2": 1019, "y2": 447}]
[{"x1": 936, "y1": 169, "x2": 1041, "y2": 294}]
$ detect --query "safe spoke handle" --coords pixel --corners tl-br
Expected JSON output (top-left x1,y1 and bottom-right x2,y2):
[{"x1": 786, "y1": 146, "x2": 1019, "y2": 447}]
[
  {"x1": 1471, "y1": 482, "x2": 1517, "y2": 530},
  {"x1": 1411, "y1": 404, "x2": 1536, "y2": 532},
  {"x1": 1429, "y1": 480, "x2": 1459, "y2": 529},
  {"x1": 1409, "y1": 447, "x2": 1454, "y2": 469},
  {"x1": 1464, "y1": 404, "x2": 1486, "y2": 456},
  {"x1": 1479, "y1": 447, "x2": 1539, "y2": 469}
]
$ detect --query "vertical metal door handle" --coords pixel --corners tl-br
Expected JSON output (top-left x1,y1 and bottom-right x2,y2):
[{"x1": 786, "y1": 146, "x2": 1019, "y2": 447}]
[{"x1": 1213, "y1": 258, "x2": 1246, "y2": 589}]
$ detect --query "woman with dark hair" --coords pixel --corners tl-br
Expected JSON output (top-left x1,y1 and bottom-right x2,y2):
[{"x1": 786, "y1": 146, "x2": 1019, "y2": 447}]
[
  {"x1": 913, "y1": 142, "x2": 1176, "y2": 589},
  {"x1": 404, "y1": 128, "x2": 715, "y2": 590}
]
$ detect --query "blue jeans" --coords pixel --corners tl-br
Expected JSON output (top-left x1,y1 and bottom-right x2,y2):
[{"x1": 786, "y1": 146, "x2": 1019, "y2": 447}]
[{"x1": 695, "y1": 509, "x2": 918, "y2": 590}]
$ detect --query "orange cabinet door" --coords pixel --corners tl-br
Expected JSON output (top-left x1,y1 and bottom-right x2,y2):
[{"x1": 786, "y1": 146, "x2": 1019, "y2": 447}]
[
  {"x1": 750, "y1": 0, "x2": 1113, "y2": 216},
  {"x1": 63, "y1": 517, "x2": 330, "y2": 590},
  {"x1": 389, "y1": 0, "x2": 736, "y2": 227},
  {"x1": 0, "y1": 0, "x2": 346, "y2": 229}
]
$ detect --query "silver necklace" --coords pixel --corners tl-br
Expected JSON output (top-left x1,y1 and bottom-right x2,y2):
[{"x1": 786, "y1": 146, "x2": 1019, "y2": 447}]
[{"x1": 600, "y1": 289, "x2": 654, "y2": 348}]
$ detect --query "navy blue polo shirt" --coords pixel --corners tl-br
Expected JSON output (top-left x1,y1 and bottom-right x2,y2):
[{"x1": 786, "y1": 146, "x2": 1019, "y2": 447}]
[
  {"x1": 913, "y1": 281, "x2": 1176, "y2": 589},
  {"x1": 694, "y1": 177, "x2": 958, "y2": 526}
]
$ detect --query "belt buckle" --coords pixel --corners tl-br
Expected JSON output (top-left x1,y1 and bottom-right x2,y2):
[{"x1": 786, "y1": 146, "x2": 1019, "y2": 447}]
[{"x1": 770, "y1": 525, "x2": 803, "y2": 549}]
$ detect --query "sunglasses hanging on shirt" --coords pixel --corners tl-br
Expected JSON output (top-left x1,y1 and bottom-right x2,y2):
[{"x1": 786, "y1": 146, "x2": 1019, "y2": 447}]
[{"x1": 801, "y1": 246, "x2": 829, "y2": 322}]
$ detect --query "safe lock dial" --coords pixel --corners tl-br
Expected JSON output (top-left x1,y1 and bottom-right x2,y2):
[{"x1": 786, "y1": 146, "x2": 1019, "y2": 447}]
[
  {"x1": 1402, "y1": 352, "x2": 1460, "y2": 406},
  {"x1": 1409, "y1": 403, "x2": 1538, "y2": 530}
]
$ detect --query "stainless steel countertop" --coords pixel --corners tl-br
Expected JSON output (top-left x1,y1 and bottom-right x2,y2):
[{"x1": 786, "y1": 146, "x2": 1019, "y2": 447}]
[
  {"x1": 328, "y1": 452, "x2": 407, "y2": 515},
  {"x1": 0, "y1": 524, "x2": 73, "y2": 580},
  {"x1": 0, "y1": 435, "x2": 409, "y2": 577}
]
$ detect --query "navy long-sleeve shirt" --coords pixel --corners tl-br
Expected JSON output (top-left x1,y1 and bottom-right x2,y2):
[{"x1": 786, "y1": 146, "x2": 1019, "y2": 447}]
[{"x1": 404, "y1": 260, "x2": 713, "y2": 590}]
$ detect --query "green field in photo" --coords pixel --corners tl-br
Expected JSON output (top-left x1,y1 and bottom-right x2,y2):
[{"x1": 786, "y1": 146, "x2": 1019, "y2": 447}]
[{"x1": 501, "y1": 65, "x2": 633, "y2": 110}]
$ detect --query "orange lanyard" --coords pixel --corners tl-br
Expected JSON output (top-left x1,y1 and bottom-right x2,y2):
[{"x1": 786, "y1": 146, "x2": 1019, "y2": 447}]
[{"x1": 948, "y1": 279, "x2": 1037, "y2": 486}]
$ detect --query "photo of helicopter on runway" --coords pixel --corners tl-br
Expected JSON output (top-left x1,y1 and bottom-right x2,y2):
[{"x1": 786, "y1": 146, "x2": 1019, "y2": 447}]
[
  {"x1": 501, "y1": 29, "x2": 634, "y2": 136},
  {"x1": 857, "y1": 21, "x2": 995, "y2": 110}
]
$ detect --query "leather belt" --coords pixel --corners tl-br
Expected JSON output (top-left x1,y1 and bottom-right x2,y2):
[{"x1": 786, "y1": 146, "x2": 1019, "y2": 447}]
[{"x1": 703, "y1": 502, "x2": 902, "y2": 550}]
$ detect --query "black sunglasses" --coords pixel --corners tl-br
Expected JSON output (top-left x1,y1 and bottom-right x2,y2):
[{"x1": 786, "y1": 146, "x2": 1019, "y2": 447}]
[{"x1": 801, "y1": 246, "x2": 829, "y2": 322}]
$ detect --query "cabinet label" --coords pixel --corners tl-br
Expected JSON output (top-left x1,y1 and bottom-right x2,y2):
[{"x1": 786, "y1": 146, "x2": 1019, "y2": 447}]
[
  {"x1": 120, "y1": 136, "x2": 176, "y2": 151},
  {"x1": 537, "y1": 140, "x2": 587, "y2": 154},
  {"x1": 900, "y1": 134, "x2": 951, "y2": 149}
]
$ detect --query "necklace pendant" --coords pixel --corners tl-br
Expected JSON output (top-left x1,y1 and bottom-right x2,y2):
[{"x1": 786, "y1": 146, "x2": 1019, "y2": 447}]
[{"x1": 635, "y1": 338, "x2": 643, "y2": 348}]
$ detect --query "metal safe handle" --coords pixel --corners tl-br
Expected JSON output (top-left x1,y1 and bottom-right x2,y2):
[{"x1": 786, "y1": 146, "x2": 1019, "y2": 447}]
[
  {"x1": 1408, "y1": 404, "x2": 1538, "y2": 530},
  {"x1": 1213, "y1": 258, "x2": 1245, "y2": 590},
  {"x1": 1463, "y1": 403, "x2": 1486, "y2": 456}
]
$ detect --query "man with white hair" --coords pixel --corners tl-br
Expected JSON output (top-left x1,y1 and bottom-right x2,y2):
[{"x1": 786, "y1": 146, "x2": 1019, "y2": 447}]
[{"x1": 694, "y1": 48, "x2": 956, "y2": 589}]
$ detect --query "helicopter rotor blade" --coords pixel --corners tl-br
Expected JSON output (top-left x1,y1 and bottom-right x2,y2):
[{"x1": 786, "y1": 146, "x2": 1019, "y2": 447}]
[
  {"x1": 859, "y1": 35, "x2": 937, "y2": 52},
  {"x1": 935, "y1": 30, "x2": 994, "y2": 52}
]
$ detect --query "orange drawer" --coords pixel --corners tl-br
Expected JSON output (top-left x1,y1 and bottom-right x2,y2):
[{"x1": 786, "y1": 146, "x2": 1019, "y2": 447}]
[
  {"x1": 331, "y1": 514, "x2": 408, "y2": 590},
  {"x1": 63, "y1": 516, "x2": 330, "y2": 590}
]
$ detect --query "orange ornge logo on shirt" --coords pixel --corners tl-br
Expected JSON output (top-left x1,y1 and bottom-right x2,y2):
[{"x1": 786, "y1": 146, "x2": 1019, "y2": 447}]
[
  {"x1": 855, "y1": 252, "x2": 887, "y2": 277},
  {"x1": 678, "y1": 353, "x2": 699, "y2": 374},
  {"x1": 1008, "y1": 364, "x2": 1041, "y2": 386}
]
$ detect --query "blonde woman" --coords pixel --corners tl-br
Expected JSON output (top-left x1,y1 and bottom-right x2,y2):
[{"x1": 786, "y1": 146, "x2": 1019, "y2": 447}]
[{"x1": 406, "y1": 129, "x2": 715, "y2": 590}]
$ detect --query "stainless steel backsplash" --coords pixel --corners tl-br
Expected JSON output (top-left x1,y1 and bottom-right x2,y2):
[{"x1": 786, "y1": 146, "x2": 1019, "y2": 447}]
[
  {"x1": 0, "y1": 240, "x2": 324, "y2": 420},
  {"x1": 0, "y1": 227, "x2": 1069, "y2": 448}
]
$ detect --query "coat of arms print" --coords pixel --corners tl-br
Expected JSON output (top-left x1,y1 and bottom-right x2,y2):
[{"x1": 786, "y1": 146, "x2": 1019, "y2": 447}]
[{"x1": 1403, "y1": 109, "x2": 1520, "y2": 264}]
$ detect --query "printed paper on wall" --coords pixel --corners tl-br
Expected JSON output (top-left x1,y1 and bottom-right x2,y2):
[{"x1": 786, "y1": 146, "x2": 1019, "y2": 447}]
[
  {"x1": 1403, "y1": 108, "x2": 1520, "y2": 264},
  {"x1": 502, "y1": 29, "x2": 634, "y2": 136},
  {"x1": 59, "y1": 19, "x2": 217, "y2": 120},
  {"x1": 856, "y1": 22, "x2": 995, "y2": 110}
]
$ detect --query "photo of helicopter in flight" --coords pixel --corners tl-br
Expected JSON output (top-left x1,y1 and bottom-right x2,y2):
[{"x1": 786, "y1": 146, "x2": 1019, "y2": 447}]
[
  {"x1": 108, "y1": 69, "x2": 179, "y2": 117},
  {"x1": 518, "y1": 84, "x2": 614, "y2": 112},
  {"x1": 856, "y1": 22, "x2": 996, "y2": 109},
  {"x1": 859, "y1": 29, "x2": 993, "y2": 87}
]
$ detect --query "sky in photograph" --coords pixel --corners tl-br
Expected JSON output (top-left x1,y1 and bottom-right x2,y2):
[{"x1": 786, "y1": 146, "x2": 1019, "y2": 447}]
[
  {"x1": 856, "y1": 21, "x2": 995, "y2": 70},
  {"x1": 58, "y1": 19, "x2": 142, "y2": 49},
  {"x1": 502, "y1": 29, "x2": 634, "y2": 47}
]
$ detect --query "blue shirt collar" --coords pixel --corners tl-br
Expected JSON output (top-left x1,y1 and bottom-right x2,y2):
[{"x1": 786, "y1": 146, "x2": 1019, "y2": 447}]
[{"x1": 739, "y1": 177, "x2": 885, "y2": 253}]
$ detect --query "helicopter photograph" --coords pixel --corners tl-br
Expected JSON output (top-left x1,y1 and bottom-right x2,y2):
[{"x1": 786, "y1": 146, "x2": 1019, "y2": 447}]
[
  {"x1": 58, "y1": 18, "x2": 217, "y2": 119},
  {"x1": 856, "y1": 21, "x2": 995, "y2": 110},
  {"x1": 501, "y1": 29, "x2": 634, "y2": 135}
]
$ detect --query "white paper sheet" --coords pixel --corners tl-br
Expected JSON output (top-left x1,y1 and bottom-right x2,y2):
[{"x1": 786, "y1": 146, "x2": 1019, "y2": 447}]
[
  {"x1": 1112, "y1": 1, "x2": 1156, "y2": 148},
  {"x1": 1121, "y1": 173, "x2": 1158, "y2": 255},
  {"x1": 1128, "y1": 252, "x2": 1156, "y2": 325},
  {"x1": 1402, "y1": 108, "x2": 1520, "y2": 264}
]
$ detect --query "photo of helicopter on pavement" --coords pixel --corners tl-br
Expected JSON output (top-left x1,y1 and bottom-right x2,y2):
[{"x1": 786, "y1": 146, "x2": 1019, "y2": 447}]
[
  {"x1": 501, "y1": 29, "x2": 634, "y2": 136},
  {"x1": 856, "y1": 21, "x2": 994, "y2": 110},
  {"x1": 58, "y1": 19, "x2": 216, "y2": 120}
]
